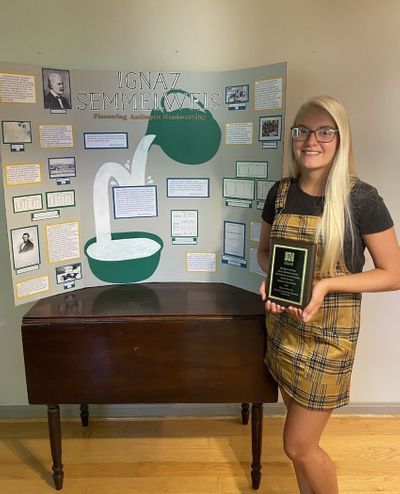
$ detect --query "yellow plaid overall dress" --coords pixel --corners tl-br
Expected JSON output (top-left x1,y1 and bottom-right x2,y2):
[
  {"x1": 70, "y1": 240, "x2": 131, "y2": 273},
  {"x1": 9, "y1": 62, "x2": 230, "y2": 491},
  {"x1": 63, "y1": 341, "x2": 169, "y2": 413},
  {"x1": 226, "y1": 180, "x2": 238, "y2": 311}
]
[{"x1": 265, "y1": 178, "x2": 361, "y2": 410}]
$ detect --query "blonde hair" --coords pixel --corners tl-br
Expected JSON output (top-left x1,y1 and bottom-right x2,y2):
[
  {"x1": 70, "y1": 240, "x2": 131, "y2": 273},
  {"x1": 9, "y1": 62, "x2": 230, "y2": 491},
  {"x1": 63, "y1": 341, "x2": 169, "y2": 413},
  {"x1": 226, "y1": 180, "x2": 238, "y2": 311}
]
[{"x1": 288, "y1": 95, "x2": 357, "y2": 278}]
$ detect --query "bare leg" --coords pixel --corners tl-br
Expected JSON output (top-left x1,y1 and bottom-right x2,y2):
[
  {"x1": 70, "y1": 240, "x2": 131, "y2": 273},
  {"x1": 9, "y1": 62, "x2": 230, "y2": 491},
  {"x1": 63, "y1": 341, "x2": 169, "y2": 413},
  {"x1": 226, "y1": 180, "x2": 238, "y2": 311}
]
[
  {"x1": 281, "y1": 389, "x2": 314, "y2": 494},
  {"x1": 281, "y1": 388, "x2": 338, "y2": 494}
]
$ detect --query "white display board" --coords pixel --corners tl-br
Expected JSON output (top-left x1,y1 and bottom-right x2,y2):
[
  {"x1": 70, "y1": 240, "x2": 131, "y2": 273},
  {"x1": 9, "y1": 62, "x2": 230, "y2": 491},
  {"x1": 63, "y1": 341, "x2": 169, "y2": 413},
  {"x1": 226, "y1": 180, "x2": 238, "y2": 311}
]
[{"x1": 0, "y1": 61, "x2": 286, "y2": 304}]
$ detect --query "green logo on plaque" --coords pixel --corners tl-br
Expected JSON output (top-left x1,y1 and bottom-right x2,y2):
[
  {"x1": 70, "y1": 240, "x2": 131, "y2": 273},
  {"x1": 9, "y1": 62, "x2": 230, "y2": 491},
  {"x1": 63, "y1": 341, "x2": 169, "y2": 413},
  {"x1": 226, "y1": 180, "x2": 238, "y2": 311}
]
[{"x1": 284, "y1": 251, "x2": 295, "y2": 264}]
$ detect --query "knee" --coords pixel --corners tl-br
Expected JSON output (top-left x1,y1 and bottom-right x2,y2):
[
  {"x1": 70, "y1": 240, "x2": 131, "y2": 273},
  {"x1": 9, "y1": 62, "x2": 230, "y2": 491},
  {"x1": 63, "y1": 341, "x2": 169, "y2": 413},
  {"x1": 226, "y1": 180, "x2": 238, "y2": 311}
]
[{"x1": 283, "y1": 435, "x2": 313, "y2": 464}]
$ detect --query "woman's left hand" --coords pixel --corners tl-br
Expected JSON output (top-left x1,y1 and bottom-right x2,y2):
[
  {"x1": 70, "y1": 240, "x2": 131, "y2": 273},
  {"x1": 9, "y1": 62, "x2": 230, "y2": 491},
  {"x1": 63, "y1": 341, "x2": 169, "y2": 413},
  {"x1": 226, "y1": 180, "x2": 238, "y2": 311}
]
[{"x1": 287, "y1": 279, "x2": 330, "y2": 323}]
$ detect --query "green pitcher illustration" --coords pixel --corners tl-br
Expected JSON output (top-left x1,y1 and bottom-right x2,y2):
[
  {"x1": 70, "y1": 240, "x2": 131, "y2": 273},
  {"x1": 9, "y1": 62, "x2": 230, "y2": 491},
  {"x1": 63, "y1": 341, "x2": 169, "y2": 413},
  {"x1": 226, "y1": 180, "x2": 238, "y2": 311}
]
[{"x1": 146, "y1": 89, "x2": 221, "y2": 165}]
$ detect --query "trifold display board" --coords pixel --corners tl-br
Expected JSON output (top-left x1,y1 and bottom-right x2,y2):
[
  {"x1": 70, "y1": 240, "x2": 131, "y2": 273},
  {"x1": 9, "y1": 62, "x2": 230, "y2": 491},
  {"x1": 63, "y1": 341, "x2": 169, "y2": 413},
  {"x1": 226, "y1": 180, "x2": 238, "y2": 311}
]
[{"x1": 0, "y1": 61, "x2": 286, "y2": 305}]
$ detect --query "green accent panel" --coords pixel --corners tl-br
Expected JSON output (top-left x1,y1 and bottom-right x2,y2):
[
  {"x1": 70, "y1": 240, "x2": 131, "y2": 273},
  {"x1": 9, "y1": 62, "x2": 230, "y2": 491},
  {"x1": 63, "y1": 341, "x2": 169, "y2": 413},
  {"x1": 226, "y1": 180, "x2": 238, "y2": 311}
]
[
  {"x1": 146, "y1": 89, "x2": 221, "y2": 165},
  {"x1": 84, "y1": 231, "x2": 163, "y2": 283}
]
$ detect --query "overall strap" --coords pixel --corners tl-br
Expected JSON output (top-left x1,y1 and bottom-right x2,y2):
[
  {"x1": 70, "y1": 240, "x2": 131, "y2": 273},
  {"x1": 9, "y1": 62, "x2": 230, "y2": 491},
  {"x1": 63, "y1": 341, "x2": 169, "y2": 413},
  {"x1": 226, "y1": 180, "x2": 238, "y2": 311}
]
[
  {"x1": 274, "y1": 177, "x2": 291, "y2": 213},
  {"x1": 349, "y1": 175, "x2": 359, "y2": 189}
]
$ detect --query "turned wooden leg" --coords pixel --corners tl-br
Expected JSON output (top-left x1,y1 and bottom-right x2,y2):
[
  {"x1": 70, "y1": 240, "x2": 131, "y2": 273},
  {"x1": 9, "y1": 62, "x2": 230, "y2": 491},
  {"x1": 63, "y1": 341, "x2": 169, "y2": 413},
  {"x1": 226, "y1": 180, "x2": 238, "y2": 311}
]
[
  {"x1": 80, "y1": 404, "x2": 89, "y2": 427},
  {"x1": 47, "y1": 404, "x2": 64, "y2": 490},
  {"x1": 241, "y1": 403, "x2": 250, "y2": 425},
  {"x1": 251, "y1": 402, "x2": 263, "y2": 490}
]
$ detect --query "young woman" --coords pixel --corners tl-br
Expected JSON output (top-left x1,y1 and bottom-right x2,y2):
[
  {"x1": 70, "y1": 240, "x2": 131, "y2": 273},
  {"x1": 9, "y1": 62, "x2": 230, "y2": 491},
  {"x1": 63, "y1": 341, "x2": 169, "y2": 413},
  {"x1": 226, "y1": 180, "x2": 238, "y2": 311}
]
[{"x1": 257, "y1": 95, "x2": 400, "y2": 494}]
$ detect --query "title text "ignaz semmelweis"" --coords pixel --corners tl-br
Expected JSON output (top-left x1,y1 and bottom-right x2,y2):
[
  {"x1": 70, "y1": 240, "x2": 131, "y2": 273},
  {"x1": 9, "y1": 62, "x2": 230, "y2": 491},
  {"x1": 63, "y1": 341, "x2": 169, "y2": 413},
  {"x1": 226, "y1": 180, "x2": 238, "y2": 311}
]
[{"x1": 76, "y1": 72, "x2": 221, "y2": 112}]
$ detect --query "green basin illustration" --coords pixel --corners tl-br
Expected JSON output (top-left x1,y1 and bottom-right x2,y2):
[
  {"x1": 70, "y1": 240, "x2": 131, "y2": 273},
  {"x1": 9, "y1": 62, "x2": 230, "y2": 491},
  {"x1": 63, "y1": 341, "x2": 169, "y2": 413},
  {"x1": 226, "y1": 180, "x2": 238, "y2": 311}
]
[{"x1": 84, "y1": 231, "x2": 163, "y2": 283}]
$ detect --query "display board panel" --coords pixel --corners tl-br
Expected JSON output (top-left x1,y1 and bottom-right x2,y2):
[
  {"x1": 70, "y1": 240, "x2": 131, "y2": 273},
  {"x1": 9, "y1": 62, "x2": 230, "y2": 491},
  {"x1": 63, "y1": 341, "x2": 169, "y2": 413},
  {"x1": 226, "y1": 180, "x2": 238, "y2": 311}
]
[{"x1": 0, "y1": 61, "x2": 286, "y2": 304}]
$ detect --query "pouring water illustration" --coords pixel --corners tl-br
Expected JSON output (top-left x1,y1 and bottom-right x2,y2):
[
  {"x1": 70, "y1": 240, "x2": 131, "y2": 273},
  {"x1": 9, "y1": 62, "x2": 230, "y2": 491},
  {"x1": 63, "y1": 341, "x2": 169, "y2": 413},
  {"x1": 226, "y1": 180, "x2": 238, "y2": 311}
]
[
  {"x1": 146, "y1": 89, "x2": 222, "y2": 165},
  {"x1": 85, "y1": 89, "x2": 221, "y2": 283}
]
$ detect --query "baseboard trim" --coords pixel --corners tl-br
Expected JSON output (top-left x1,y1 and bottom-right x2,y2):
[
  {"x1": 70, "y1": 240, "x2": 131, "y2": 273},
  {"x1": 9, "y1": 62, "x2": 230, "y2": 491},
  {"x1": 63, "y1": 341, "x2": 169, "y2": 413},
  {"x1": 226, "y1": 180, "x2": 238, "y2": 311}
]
[{"x1": 0, "y1": 402, "x2": 399, "y2": 419}]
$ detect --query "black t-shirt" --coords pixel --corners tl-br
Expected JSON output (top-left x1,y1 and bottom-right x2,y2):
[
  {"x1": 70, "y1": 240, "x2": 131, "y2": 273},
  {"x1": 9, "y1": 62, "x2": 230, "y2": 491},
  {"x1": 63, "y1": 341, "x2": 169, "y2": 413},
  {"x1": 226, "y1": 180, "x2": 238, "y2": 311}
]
[{"x1": 262, "y1": 178, "x2": 394, "y2": 273}]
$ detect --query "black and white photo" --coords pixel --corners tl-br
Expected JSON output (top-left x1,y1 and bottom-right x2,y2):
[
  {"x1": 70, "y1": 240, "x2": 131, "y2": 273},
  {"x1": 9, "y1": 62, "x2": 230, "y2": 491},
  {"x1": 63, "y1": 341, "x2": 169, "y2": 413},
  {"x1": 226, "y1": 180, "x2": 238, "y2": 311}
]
[
  {"x1": 56, "y1": 263, "x2": 82, "y2": 284},
  {"x1": 225, "y1": 84, "x2": 249, "y2": 104},
  {"x1": 42, "y1": 68, "x2": 72, "y2": 110},
  {"x1": 2, "y1": 121, "x2": 32, "y2": 144},
  {"x1": 11, "y1": 225, "x2": 40, "y2": 271},
  {"x1": 48, "y1": 157, "x2": 76, "y2": 179},
  {"x1": 259, "y1": 115, "x2": 282, "y2": 141}
]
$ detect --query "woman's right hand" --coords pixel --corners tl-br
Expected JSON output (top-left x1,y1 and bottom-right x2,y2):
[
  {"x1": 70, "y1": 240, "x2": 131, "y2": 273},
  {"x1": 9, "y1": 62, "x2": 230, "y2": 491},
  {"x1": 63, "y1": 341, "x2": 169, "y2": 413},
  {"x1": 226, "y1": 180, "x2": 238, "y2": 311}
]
[{"x1": 259, "y1": 280, "x2": 286, "y2": 313}]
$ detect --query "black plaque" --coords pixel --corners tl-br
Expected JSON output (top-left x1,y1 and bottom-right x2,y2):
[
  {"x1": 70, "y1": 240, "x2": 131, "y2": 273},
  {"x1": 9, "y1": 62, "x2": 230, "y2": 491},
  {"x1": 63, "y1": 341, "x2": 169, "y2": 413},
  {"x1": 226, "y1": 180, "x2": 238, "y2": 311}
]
[{"x1": 267, "y1": 238, "x2": 316, "y2": 309}]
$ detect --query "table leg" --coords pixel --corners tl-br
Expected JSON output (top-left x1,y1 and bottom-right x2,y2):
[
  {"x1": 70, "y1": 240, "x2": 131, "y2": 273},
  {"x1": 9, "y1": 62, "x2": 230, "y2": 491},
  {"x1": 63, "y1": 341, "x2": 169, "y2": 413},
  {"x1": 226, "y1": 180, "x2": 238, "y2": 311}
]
[
  {"x1": 241, "y1": 403, "x2": 250, "y2": 425},
  {"x1": 47, "y1": 404, "x2": 64, "y2": 490},
  {"x1": 251, "y1": 402, "x2": 263, "y2": 490},
  {"x1": 80, "y1": 404, "x2": 89, "y2": 427}
]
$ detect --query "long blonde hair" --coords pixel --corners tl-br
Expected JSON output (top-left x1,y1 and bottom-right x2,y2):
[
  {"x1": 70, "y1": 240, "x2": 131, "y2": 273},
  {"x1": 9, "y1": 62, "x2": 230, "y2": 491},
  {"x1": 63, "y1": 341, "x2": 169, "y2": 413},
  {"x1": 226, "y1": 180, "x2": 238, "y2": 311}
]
[{"x1": 288, "y1": 95, "x2": 357, "y2": 277}]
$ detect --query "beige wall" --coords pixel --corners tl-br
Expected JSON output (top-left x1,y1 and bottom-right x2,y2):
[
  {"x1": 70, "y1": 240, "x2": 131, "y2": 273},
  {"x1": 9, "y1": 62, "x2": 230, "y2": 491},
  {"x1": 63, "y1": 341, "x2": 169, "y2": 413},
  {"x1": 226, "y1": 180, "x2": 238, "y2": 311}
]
[{"x1": 0, "y1": 0, "x2": 399, "y2": 409}]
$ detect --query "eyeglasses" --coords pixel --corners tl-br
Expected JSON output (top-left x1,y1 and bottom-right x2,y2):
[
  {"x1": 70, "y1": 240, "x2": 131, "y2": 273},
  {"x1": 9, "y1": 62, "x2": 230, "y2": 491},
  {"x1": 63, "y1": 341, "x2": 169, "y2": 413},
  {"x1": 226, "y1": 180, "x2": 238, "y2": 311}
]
[{"x1": 291, "y1": 125, "x2": 339, "y2": 143}]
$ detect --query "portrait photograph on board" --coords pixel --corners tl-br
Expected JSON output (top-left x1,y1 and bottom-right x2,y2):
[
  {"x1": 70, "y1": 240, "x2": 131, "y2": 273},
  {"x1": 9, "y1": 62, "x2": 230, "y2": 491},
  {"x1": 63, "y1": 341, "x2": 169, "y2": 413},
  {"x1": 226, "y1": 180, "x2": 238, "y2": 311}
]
[
  {"x1": 10, "y1": 225, "x2": 40, "y2": 271},
  {"x1": 42, "y1": 67, "x2": 72, "y2": 110}
]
